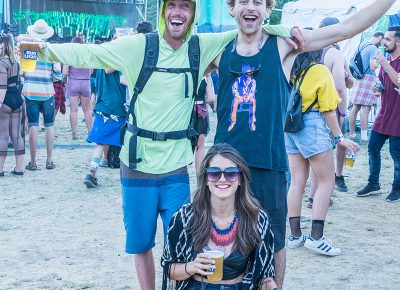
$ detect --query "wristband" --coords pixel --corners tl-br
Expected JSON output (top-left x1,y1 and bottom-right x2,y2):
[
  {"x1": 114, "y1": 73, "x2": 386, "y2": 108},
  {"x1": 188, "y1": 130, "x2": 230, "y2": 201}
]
[
  {"x1": 184, "y1": 262, "x2": 192, "y2": 276},
  {"x1": 334, "y1": 134, "x2": 345, "y2": 145}
]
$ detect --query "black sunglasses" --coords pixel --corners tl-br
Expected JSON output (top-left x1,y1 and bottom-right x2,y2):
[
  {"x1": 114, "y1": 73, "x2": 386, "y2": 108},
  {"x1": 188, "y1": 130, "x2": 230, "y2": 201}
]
[{"x1": 206, "y1": 167, "x2": 241, "y2": 182}]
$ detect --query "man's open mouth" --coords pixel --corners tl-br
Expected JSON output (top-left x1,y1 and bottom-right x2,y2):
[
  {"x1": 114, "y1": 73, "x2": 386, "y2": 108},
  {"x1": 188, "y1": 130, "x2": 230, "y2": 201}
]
[
  {"x1": 170, "y1": 19, "x2": 184, "y2": 28},
  {"x1": 243, "y1": 15, "x2": 258, "y2": 24}
]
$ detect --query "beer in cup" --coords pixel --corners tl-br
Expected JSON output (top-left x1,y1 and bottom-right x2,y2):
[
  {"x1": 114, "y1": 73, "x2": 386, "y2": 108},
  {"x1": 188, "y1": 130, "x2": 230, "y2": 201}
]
[
  {"x1": 203, "y1": 246, "x2": 224, "y2": 282},
  {"x1": 345, "y1": 152, "x2": 356, "y2": 168},
  {"x1": 19, "y1": 36, "x2": 42, "y2": 72}
]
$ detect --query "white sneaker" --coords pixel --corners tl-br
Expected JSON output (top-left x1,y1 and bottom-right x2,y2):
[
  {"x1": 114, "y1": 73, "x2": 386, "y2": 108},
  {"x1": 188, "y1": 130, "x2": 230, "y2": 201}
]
[
  {"x1": 287, "y1": 234, "x2": 307, "y2": 249},
  {"x1": 304, "y1": 235, "x2": 341, "y2": 256}
]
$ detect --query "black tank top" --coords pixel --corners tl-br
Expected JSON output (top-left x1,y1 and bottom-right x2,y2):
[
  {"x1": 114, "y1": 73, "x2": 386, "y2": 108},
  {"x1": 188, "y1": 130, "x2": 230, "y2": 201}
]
[{"x1": 215, "y1": 36, "x2": 290, "y2": 171}]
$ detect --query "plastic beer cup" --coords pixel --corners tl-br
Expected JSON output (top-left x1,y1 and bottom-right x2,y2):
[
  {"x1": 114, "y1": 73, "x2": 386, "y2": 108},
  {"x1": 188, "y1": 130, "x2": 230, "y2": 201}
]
[
  {"x1": 345, "y1": 152, "x2": 356, "y2": 168},
  {"x1": 203, "y1": 246, "x2": 224, "y2": 282},
  {"x1": 19, "y1": 36, "x2": 42, "y2": 72}
]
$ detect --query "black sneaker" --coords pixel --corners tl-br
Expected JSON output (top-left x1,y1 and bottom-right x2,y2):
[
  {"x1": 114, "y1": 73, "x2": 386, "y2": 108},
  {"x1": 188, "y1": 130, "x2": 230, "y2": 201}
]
[
  {"x1": 357, "y1": 183, "x2": 381, "y2": 197},
  {"x1": 84, "y1": 174, "x2": 98, "y2": 188},
  {"x1": 386, "y1": 189, "x2": 400, "y2": 203},
  {"x1": 335, "y1": 175, "x2": 348, "y2": 192}
]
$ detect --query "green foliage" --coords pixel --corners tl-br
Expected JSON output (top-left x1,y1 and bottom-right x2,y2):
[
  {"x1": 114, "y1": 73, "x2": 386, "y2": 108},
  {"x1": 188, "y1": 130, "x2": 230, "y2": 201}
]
[
  {"x1": 270, "y1": 0, "x2": 293, "y2": 25},
  {"x1": 146, "y1": 1, "x2": 158, "y2": 31}
]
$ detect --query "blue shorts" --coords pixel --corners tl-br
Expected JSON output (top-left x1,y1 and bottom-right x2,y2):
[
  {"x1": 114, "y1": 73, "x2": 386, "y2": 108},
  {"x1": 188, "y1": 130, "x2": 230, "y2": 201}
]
[
  {"x1": 120, "y1": 163, "x2": 190, "y2": 254},
  {"x1": 284, "y1": 111, "x2": 332, "y2": 159},
  {"x1": 25, "y1": 97, "x2": 55, "y2": 127},
  {"x1": 86, "y1": 112, "x2": 127, "y2": 146}
]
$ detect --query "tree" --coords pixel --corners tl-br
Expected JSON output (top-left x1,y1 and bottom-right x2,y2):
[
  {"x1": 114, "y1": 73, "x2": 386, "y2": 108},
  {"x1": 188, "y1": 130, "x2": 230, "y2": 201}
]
[
  {"x1": 146, "y1": 0, "x2": 158, "y2": 31},
  {"x1": 270, "y1": 0, "x2": 294, "y2": 25}
]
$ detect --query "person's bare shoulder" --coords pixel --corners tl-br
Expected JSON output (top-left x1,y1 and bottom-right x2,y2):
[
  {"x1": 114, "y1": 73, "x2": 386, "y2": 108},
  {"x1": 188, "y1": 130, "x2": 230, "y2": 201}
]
[{"x1": 324, "y1": 47, "x2": 345, "y2": 70}]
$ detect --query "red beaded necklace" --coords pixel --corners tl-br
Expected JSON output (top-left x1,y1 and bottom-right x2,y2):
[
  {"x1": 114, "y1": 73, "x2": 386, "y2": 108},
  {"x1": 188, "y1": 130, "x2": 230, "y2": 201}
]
[{"x1": 210, "y1": 211, "x2": 238, "y2": 247}]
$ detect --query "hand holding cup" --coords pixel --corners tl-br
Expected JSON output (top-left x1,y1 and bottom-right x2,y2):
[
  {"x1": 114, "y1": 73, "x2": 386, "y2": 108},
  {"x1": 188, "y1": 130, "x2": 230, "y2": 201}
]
[{"x1": 185, "y1": 253, "x2": 215, "y2": 276}]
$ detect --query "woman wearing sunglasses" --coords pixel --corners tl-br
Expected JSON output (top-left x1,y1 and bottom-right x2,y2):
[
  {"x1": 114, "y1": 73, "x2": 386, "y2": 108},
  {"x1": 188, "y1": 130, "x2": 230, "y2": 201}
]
[
  {"x1": 0, "y1": 33, "x2": 25, "y2": 177},
  {"x1": 162, "y1": 143, "x2": 277, "y2": 290}
]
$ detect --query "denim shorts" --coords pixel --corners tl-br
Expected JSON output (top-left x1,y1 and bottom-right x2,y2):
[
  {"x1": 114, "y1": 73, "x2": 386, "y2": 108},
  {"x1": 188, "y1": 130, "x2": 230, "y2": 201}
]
[
  {"x1": 186, "y1": 279, "x2": 241, "y2": 290},
  {"x1": 120, "y1": 163, "x2": 190, "y2": 254},
  {"x1": 25, "y1": 97, "x2": 55, "y2": 127},
  {"x1": 284, "y1": 111, "x2": 332, "y2": 159}
]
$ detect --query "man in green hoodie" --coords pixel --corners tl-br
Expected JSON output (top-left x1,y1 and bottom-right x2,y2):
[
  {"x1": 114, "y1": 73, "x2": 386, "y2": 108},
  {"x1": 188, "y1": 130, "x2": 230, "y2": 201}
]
[{"x1": 31, "y1": 0, "x2": 299, "y2": 288}]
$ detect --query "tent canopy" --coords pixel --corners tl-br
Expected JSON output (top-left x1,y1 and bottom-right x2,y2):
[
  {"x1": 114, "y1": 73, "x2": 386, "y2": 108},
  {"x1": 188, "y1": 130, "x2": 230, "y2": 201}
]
[{"x1": 281, "y1": 0, "x2": 400, "y2": 60}]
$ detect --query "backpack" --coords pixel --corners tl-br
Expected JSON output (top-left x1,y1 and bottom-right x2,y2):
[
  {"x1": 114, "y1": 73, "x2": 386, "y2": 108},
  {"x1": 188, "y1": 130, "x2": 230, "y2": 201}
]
[
  {"x1": 284, "y1": 64, "x2": 318, "y2": 133},
  {"x1": 349, "y1": 43, "x2": 374, "y2": 79},
  {"x1": 121, "y1": 33, "x2": 201, "y2": 169},
  {"x1": 107, "y1": 145, "x2": 121, "y2": 169}
]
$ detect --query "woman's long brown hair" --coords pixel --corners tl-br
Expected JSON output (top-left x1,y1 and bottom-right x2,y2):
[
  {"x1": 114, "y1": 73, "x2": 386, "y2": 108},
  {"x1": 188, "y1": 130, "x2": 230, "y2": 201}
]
[
  {"x1": 189, "y1": 143, "x2": 261, "y2": 255},
  {"x1": 0, "y1": 34, "x2": 17, "y2": 63}
]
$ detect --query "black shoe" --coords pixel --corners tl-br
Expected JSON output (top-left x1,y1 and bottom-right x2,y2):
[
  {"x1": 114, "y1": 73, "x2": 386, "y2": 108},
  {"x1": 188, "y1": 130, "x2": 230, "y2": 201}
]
[
  {"x1": 357, "y1": 183, "x2": 381, "y2": 197},
  {"x1": 335, "y1": 175, "x2": 348, "y2": 192},
  {"x1": 84, "y1": 174, "x2": 98, "y2": 188},
  {"x1": 386, "y1": 189, "x2": 400, "y2": 203}
]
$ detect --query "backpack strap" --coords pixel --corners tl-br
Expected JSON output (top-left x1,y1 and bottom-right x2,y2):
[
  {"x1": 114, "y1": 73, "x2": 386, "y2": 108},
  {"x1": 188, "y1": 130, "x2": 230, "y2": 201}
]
[
  {"x1": 127, "y1": 32, "x2": 159, "y2": 169},
  {"x1": 188, "y1": 35, "x2": 200, "y2": 101},
  {"x1": 295, "y1": 63, "x2": 318, "y2": 115}
]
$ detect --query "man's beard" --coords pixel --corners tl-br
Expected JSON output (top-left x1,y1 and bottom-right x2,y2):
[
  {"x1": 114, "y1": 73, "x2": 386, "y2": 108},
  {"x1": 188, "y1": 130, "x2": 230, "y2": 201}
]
[{"x1": 385, "y1": 44, "x2": 397, "y2": 53}]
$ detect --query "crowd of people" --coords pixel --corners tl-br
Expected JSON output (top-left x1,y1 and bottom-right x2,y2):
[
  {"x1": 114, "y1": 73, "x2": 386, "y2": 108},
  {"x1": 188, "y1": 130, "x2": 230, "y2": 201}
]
[{"x1": 1, "y1": 0, "x2": 399, "y2": 289}]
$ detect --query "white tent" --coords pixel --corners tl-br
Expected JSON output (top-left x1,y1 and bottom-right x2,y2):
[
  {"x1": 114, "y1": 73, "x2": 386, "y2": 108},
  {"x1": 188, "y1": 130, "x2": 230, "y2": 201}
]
[
  {"x1": 281, "y1": 0, "x2": 400, "y2": 60},
  {"x1": 282, "y1": 0, "x2": 400, "y2": 123}
]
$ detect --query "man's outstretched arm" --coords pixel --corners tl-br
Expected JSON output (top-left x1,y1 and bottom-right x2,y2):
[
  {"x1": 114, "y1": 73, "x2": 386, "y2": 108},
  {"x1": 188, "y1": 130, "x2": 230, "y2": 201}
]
[{"x1": 303, "y1": 0, "x2": 396, "y2": 52}]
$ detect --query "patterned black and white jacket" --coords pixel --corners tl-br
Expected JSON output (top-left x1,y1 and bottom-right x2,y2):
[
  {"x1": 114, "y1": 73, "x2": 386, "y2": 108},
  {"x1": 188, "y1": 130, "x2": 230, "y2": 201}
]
[{"x1": 161, "y1": 203, "x2": 275, "y2": 290}]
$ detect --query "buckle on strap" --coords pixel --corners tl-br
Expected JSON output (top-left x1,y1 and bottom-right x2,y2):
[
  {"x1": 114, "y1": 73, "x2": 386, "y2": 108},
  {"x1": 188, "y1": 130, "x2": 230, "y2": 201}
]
[{"x1": 152, "y1": 132, "x2": 168, "y2": 141}]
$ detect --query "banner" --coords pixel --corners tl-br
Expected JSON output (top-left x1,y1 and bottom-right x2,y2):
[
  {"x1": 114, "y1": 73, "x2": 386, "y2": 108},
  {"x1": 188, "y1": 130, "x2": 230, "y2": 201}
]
[{"x1": 11, "y1": 0, "x2": 143, "y2": 43}]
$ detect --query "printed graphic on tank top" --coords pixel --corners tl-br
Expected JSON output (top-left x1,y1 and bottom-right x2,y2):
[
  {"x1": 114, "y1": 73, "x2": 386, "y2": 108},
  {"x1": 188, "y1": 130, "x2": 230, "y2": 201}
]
[{"x1": 215, "y1": 36, "x2": 290, "y2": 171}]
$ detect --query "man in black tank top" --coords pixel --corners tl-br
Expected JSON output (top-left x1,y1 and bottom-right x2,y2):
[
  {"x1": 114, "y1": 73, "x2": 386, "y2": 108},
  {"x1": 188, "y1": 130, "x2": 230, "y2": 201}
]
[{"x1": 206, "y1": 0, "x2": 395, "y2": 288}]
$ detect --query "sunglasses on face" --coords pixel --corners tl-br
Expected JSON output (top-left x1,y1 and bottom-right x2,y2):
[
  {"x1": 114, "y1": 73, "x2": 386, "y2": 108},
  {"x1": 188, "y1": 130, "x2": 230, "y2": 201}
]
[{"x1": 206, "y1": 167, "x2": 241, "y2": 182}]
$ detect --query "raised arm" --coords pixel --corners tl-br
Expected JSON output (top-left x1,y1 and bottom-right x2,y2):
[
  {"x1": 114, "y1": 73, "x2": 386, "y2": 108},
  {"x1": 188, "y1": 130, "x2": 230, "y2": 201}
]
[
  {"x1": 37, "y1": 35, "x2": 144, "y2": 73},
  {"x1": 303, "y1": 0, "x2": 396, "y2": 52}
]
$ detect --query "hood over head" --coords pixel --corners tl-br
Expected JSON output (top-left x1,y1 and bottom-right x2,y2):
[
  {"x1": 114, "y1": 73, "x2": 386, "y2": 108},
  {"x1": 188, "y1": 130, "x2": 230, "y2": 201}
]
[{"x1": 158, "y1": 0, "x2": 200, "y2": 40}]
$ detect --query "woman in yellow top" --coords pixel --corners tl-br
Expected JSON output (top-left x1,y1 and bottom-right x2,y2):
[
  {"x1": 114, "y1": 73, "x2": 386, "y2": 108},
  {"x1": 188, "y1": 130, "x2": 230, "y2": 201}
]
[{"x1": 285, "y1": 50, "x2": 359, "y2": 256}]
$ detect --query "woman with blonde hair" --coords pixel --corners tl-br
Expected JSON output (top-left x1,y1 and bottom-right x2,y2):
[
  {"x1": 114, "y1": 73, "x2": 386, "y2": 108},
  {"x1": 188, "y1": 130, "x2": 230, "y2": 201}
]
[
  {"x1": 0, "y1": 33, "x2": 25, "y2": 176},
  {"x1": 162, "y1": 143, "x2": 277, "y2": 290}
]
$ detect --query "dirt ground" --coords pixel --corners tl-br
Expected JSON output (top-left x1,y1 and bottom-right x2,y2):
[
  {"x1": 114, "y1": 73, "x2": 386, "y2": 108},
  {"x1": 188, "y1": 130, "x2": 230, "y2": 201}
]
[{"x1": 0, "y1": 109, "x2": 399, "y2": 290}]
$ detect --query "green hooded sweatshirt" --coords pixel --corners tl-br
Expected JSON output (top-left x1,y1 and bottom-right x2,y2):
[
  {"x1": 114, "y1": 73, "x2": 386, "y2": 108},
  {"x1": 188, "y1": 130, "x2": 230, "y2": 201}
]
[{"x1": 40, "y1": 0, "x2": 292, "y2": 174}]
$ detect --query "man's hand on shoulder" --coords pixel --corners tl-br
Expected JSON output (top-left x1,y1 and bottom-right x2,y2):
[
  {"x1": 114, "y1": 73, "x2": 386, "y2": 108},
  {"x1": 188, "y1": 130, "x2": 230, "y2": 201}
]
[{"x1": 284, "y1": 27, "x2": 305, "y2": 51}]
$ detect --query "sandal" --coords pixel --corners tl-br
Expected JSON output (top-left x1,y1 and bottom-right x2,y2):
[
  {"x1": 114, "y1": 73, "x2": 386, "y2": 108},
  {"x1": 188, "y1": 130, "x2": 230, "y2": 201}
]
[
  {"x1": 25, "y1": 161, "x2": 38, "y2": 171},
  {"x1": 46, "y1": 161, "x2": 56, "y2": 170},
  {"x1": 11, "y1": 169, "x2": 24, "y2": 176}
]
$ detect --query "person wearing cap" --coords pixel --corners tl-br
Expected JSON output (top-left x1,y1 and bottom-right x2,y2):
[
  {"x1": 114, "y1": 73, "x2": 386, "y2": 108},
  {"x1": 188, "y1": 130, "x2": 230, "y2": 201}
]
[
  {"x1": 22, "y1": 19, "x2": 57, "y2": 171},
  {"x1": 29, "y1": 1, "x2": 301, "y2": 288}
]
